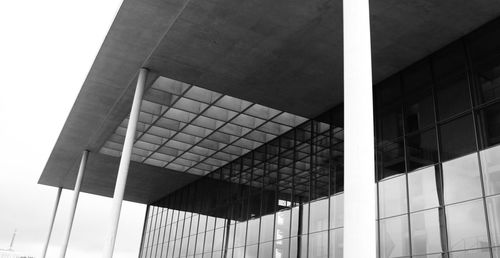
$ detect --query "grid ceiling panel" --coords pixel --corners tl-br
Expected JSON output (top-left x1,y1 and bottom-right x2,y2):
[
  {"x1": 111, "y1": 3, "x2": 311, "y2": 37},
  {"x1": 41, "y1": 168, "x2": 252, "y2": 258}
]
[{"x1": 99, "y1": 76, "x2": 307, "y2": 176}]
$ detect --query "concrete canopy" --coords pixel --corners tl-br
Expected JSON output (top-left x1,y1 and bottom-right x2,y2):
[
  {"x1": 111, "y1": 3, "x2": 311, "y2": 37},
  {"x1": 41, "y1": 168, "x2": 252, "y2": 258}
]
[{"x1": 39, "y1": 0, "x2": 500, "y2": 204}]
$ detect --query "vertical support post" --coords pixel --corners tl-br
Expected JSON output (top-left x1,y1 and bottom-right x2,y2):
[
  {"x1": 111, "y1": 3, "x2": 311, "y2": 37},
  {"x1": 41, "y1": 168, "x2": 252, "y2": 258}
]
[
  {"x1": 42, "y1": 187, "x2": 62, "y2": 258},
  {"x1": 103, "y1": 68, "x2": 148, "y2": 258},
  {"x1": 60, "y1": 150, "x2": 89, "y2": 258},
  {"x1": 343, "y1": 0, "x2": 377, "y2": 257}
]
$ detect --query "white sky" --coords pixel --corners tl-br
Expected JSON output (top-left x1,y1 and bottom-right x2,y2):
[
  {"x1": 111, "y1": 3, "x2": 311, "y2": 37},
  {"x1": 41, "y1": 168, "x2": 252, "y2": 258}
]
[{"x1": 0, "y1": 1, "x2": 146, "y2": 257}]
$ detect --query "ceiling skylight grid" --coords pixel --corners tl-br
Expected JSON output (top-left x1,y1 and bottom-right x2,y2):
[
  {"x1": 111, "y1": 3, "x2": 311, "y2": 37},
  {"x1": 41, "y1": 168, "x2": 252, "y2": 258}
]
[{"x1": 100, "y1": 76, "x2": 307, "y2": 176}]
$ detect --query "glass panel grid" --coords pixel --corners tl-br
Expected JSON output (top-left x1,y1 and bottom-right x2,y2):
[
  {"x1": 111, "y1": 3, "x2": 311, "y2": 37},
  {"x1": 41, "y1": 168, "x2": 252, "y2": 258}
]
[{"x1": 99, "y1": 76, "x2": 306, "y2": 176}]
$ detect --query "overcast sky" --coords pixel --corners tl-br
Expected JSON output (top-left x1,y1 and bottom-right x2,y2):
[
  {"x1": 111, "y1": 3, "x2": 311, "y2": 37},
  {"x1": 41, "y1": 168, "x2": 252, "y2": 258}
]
[{"x1": 0, "y1": 1, "x2": 146, "y2": 257}]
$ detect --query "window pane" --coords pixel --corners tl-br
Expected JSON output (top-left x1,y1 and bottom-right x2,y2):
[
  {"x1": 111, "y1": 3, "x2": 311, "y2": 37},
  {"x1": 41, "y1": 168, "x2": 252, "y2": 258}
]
[
  {"x1": 378, "y1": 175, "x2": 408, "y2": 218},
  {"x1": 275, "y1": 238, "x2": 289, "y2": 258},
  {"x1": 410, "y1": 208, "x2": 443, "y2": 255},
  {"x1": 330, "y1": 194, "x2": 344, "y2": 229},
  {"x1": 435, "y1": 73, "x2": 471, "y2": 121},
  {"x1": 406, "y1": 129, "x2": 438, "y2": 171},
  {"x1": 246, "y1": 245, "x2": 258, "y2": 258},
  {"x1": 259, "y1": 241, "x2": 273, "y2": 258},
  {"x1": 487, "y1": 195, "x2": 500, "y2": 247},
  {"x1": 246, "y1": 219, "x2": 260, "y2": 245},
  {"x1": 494, "y1": 247, "x2": 500, "y2": 258},
  {"x1": 481, "y1": 145, "x2": 500, "y2": 196},
  {"x1": 378, "y1": 139, "x2": 406, "y2": 179},
  {"x1": 376, "y1": 106, "x2": 403, "y2": 143},
  {"x1": 449, "y1": 248, "x2": 491, "y2": 258},
  {"x1": 275, "y1": 210, "x2": 290, "y2": 240},
  {"x1": 329, "y1": 228, "x2": 343, "y2": 258},
  {"x1": 446, "y1": 199, "x2": 488, "y2": 251},
  {"x1": 439, "y1": 114, "x2": 477, "y2": 161},
  {"x1": 477, "y1": 102, "x2": 500, "y2": 148},
  {"x1": 260, "y1": 214, "x2": 274, "y2": 242},
  {"x1": 408, "y1": 166, "x2": 439, "y2": 212},
  {"x1": 309, "y1": 231, "x2": 328, "y2": 258},
  {"x1": 442, "y1": 153, "x2": 482, "y2": 204},
  {"x1": 474, "y1": 57, "x2": 500, "y2": 104},
  {"x1": 379, "y1": 215, "x2": 410, "y2": 258},
  {"x1": 310, "y1": 198, "x2": 328, "y2": 233},
  {"x1": 234, "y1": 223, "x2": 246, "y2": 247}
]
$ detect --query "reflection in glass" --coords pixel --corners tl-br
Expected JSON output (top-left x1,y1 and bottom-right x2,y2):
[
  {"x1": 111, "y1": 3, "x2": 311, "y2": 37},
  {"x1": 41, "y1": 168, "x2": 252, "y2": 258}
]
[
  {"x1": 275, "y1": 238, "x2": 289, "y2": 258},
  {"x1": 245, "y1": 244, "x2": 258, "y2": 258},
  {"x1": 275, "y1": 210, "x2": 290, "y2": 240},
  {"x1": 487, "y1": 195, "x2": 500, "y2": 247},
  {"x1": 404, "y1": 89, "x2": 435, "y2": 133},
  {"x1": 309, "y1": 231, "x2": 328, "y2": 258},
  {"x1": 448, "y1": 248, "x2": 491, "y2": 258},
  {"x1": 246, "y1": 219, "x2": 259, "y2": 245},
  {"x1": 494, "y1": 247, "x2": 500, "y2": 258},
  {"x1": 378, "y1": 175, "x2": 408, "y2": 218},
  {"x1": 446, "y1": 199, "x2": 489, "y2": 251},
  {"x1": 330, "y1": 194, "x2": 344, "y2": 229},
  {"x1": 379, "y1": 215, "x2": 410, "y2": 258},
  {"x1": 410, "y1": 209, "x2": 443, "y2": 255},
  {"x1": 259, "y1": 241, "x2": 272, "y2": 258},
  {"x1": 473, "y1": 56, "x2": 500, "y2": 104},
  {"x1": 260, "y1": 214, "x2": 274, "y2": 243},
  {"x1": 477, "y1": 102, "x2": 500, "y2": 147},
  {"x1": 408, "y1": 166, "x2": 439, "y2": 212},
  {"x1": 310, "y1": 198, "x2": 328, "y2": 233},
  {"x1": 435, "y1": 73, "x2": 470, "y2": 121},
  {"x1": 377, "y1": 139, "x2": 406, "y2": 179},
  {"x1": 442, "y1": 153, "x2": 482, "y2": 204},
  {"x1": 481, "y1": 145, "x2": 500, "y2": 196},
  {"x1": 439, "y1": 114, "x2": 477, "y2": 161},
  {"x1": 329, "y1": 228, "x2": 343, "y2": 258},
  {"x1": 406, "y1": 129, "x2": 438, "y2": 171}
]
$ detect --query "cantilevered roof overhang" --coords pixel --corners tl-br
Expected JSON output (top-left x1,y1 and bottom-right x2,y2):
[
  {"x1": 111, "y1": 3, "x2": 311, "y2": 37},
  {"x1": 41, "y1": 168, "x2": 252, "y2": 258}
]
[{"x1": 39, "y1": 0, "x2": 500, "y2": 204}]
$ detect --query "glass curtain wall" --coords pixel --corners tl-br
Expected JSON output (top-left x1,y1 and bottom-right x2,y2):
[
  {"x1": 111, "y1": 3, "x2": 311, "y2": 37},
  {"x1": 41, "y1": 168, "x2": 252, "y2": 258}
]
[
  {"x1": 375, "y1": 18, "x2": 500, "y2": 258},
  {"x1": 140, "y1": 116, "x2": 344, "y2": 258},
  {"x1": 140, "y1": 18, "x2": 500, "y2": 258}
]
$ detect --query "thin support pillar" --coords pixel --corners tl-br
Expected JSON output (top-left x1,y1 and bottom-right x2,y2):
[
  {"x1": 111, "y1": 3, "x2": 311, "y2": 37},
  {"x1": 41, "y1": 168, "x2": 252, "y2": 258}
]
[
  {"x1": 343, "y1": 0, "x2": 377, "y2": 257},
  {"x1": 103, "y1": 68, "x2": 148, "y2": 258},
  {"x1": 42, "y1": 187, "x2": 62, "y2": 258},
  {"x1": 60, "y1": 150, "x2": 89, "y2": 258}
]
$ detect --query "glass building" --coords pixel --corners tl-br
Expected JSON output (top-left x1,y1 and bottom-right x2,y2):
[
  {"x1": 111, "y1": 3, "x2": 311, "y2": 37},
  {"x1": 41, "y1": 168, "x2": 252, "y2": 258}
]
[
  {"x1": 139, "y1": 19, "x2": 500, "y2": 258},
  {"x1": 38, "y1": 1, "x2": 500, "y2": 258}
]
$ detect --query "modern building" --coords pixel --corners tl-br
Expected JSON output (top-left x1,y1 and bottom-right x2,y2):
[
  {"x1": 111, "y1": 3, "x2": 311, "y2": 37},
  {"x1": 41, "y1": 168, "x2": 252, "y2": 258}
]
[{"x1": 39, "y1": 0, "x2": 500, "y2": 257}]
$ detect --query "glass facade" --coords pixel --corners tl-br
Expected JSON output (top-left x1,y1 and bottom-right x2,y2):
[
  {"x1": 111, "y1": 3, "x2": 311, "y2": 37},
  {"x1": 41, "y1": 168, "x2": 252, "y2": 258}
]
[{"x1": 139, "y1": 18, "x2": 500, "y2": 258}]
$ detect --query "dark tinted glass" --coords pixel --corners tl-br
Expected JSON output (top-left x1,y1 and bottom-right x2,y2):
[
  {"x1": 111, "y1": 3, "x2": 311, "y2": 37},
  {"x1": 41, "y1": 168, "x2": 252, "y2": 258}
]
[
  {"x1": 404, "y1": 88, "x2": 435, "y2": 133},
  {"x1": 406, "y1": 128, "x2": 438, "y2": 171},
  {"x1": 473, "y1": 59, "x2": 500, "y2": 104},
  {"x1": 439, "y1": 114, "x2": 476, "y2": 161},
  {"x1": 377, "y1": 138, "x2": 406, "y2": 179},
  {"x1": 477, "y1": 102, "x2": 500, "y2": 148},
  {"x1": 435, "y1": 73, "x2": 471, "y2": 120},
  {"x1": 376, "y1": 106, "x2": 404, "y2": 143},
  {"x1": 432, "y1": 41, "x2": 467, "y2": 81}
]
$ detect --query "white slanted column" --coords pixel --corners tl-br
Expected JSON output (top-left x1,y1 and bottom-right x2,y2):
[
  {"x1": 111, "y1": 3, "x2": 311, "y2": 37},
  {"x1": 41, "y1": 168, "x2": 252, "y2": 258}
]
[
  {"x1": 41, "y1": 187, "x2": 62, "y2": 258},
  {"x1": 60, "y1": 150, "x2": 89, "y2": 258},
  {"x1": 103, "y1": 68, "x2": 148, "y2": 258},
  {"x1": 343, "y1": 0, "x2": 377, "y2": 257}
]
